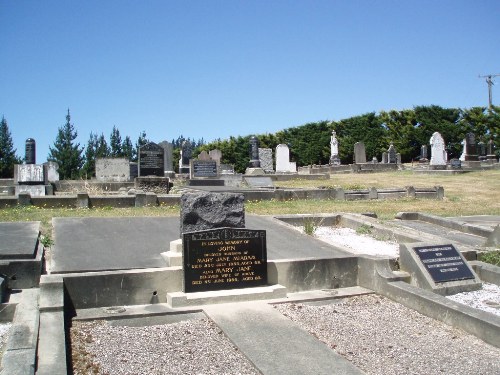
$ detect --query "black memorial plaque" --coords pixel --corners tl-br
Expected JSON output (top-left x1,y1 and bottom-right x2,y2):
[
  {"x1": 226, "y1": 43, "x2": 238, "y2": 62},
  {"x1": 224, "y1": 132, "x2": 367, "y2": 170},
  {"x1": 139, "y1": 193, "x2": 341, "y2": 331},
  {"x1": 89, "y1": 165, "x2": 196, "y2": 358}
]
[
  {"x1": 183, "y1": 227, "x2": 267, "y2": 293},
  {"x1": 192, "y1": 160, "x2": 218, "y2": 178},
  {"x1": 413, "y1": 244, "x2": 475, "y2": 283},
  {"x1": 139, "y1": 142, "x2": 164, "y2": 176}
]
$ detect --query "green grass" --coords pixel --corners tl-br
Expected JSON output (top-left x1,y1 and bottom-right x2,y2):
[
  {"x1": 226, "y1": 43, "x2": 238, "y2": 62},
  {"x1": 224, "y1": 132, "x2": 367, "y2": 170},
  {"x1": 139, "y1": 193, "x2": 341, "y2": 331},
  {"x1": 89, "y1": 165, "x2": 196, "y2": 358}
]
[{"x1": 1, "y1": 169, "x2": 499, "y2": 240}]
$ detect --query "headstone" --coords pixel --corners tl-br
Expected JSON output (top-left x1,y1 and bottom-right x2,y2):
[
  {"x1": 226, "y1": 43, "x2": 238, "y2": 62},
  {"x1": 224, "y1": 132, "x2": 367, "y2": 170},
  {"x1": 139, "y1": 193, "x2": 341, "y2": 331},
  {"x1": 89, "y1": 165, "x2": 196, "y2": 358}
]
[
  {"x1": 396, "y1": 153, "x2": 401, "y2": 165},
  {"x1": 15, "y1": 164, "x2": 45, "y2": 184},
  {"x1": 420, "y1": 145, "x2": 428, "y2": 162},
  {"x1": 353, "y1": 142, "x2": 366, "y2": 164},
  {"x1": 382, "y1": 152, "x2": 388, "y2": 164},
  {"x1": 477, "y1": 142, "x2": 486, "y2": 161},
  {"x1": 459, "y1": 138, "x2": 466, "y2": 161},
  {"x1": 464, "y1": 133, "x2": 478, "y2": 161},
  {"x1": 371, "y1": 157, "x2": 378, "y2": 163},
  {"x1": 329, "y1": 130, "x2": 340, "y2": 165},
  {"x1": 138, "y1": 142, "x2": 164, "y2": 177},
  {"x1": 179, "y1": 141, "x2": 193, "y2": 173},
  {"x1": 429, "y1": 132, "x2": 447, "y2": 166},
  {"x1": 95, "y1": 158, "x2": 130, "y2": 182},
  {"x1": 183, "y1": 227, "x2": 267, "y2": 293},
  {"x1": 388, "y1": 143, "x2": 397, "y2": 163},
  {"x1": 198, "y1": 150, "x2": 211, "y2": 161},
  {"x1": 209, "y1": 149, "x2": 222, "y2": 165},
  {"x1": 399, "y1": 242, "x2": 481, "y2": 295},
  {"x1": 44, "y1": 162, "x2": 59, "y2": 182},
  {"x1": 248, "y1": 136, "x2": 261, "y2": 168},
  {"x1": 487, "y1": 139, "x2": 497, "y2": 161},
  {"x1": 158, "y1": 141, "x2": 174, "y2": 172},
  {"x1": 244, "y1": 176, "x2": 274, "y2": 188},
  {"x1": 180, "y1": 192, "x2": 245, "y2": 236},
  {"x1": 25, "y1": 138, "x2": 36, "y2": 164},
  {"x1": 220, "y1": 164, "x2": 235, "y2": 175},
  {"x1": 276, "y1": 144, "x2": 296, "y2": 173},
  {"x1": 191, "y1": 160, "x2": 218, "y2": 178},
  {"x1": 258, "y1": 148, "x2": 273, "y2": 173},
  {"x1": 450, "y1": 158, "x2": 461, "y2": 169}
]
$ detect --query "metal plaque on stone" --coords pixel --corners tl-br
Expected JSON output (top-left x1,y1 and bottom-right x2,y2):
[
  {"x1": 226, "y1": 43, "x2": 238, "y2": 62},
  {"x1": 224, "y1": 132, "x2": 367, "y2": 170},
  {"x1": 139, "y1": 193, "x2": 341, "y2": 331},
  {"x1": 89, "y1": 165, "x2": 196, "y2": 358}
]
[
  {"x1": 412, "y1": 244, "x2": 475, "y2": 283},
  {"x1": 192, "y1": 160, "x2": 218, "y2": 178},
  {"x1": 138, "y1": 142, "x2": 164, "y2": 177},
  {"x1": 183, "y1": 227, "x2": 267, "y2": 293}
]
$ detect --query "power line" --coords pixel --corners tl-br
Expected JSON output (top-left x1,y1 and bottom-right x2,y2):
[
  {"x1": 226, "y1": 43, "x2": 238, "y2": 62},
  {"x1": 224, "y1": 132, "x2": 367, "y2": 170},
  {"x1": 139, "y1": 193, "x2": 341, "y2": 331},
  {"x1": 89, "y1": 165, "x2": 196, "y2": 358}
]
[{"x1": 478, "y1": 73, "x2": 500, "y2": 108}]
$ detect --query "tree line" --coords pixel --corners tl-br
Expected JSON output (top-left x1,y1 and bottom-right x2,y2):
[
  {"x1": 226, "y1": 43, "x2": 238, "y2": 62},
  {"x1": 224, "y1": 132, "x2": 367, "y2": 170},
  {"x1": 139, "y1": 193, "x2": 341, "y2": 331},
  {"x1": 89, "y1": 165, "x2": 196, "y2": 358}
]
[{"x1": 0, "y1": 105, "x2": 498, "y2": 179}]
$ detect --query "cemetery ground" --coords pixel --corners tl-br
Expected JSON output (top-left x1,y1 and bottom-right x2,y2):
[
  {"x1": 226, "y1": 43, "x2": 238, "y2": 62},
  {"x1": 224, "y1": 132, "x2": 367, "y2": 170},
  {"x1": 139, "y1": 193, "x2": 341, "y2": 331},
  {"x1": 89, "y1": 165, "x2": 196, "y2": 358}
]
[{"x1": 1, "y1": 169, "x2": 500, "y2": 374}]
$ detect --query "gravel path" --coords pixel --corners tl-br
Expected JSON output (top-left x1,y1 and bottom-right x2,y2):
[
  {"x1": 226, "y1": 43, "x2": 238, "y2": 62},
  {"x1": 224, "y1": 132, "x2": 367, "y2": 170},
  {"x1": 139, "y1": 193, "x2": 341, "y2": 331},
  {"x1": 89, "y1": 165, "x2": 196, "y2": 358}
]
[
  {"x1": 447, "y1": 282, "x2": 500, "y2": 316},
  {"x1": 71, "y1": 318, "x2": 260, "y2": 375},
  {"x1": 274, "y1": 294, "x2": 500, "y2": 375}
]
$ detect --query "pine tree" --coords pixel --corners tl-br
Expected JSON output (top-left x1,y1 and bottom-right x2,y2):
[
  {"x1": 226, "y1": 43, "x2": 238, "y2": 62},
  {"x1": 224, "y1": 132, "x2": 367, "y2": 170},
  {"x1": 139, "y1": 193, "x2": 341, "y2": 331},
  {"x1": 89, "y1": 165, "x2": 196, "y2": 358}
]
[
  {"x1": 110, "y1": 125, "x2": 123, "y2": 157},
  {"x1": 48, "y1": 109, "x2": 84, "y2": 180},
  {"x1": 81, "y1": 132, "x2": 98, "y2": 179},
  {"x1": 122, "y1": 136, "x2": 134, "y2": 161},
  {"x1": 0, "y1": 116, "x2": 21, "y2": 178},
  {"x1": 95, "y1": 133, "x2": 110, "y2": 158}
]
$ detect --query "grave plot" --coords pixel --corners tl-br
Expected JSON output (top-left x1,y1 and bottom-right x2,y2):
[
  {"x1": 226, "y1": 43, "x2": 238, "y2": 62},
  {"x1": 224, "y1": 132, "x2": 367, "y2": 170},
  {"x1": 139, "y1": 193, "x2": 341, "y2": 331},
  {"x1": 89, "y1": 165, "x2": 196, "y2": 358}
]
[
  {"x1": 274, "y1": 294, "x2": 500, "y2": 375},
  {"x1": 446, "y1": 283, "x2": 500, "y2": 316},
  {"x1": 296, "y1": 225, "x2": 399, "y2": 258},
  {"x1": 70, "y1": 315, "x2": 259, "y2": 375}
]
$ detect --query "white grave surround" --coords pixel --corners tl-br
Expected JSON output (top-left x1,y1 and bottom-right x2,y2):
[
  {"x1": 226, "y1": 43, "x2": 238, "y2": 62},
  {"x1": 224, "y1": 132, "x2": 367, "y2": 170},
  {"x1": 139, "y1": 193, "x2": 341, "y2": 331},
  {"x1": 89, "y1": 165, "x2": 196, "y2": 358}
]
[
  {"x1": 275, "y1": 144, "x2": 296, "y2": 173},
  {"x1": 429, "y1": 132, "x2": 447, "y2": 166}
]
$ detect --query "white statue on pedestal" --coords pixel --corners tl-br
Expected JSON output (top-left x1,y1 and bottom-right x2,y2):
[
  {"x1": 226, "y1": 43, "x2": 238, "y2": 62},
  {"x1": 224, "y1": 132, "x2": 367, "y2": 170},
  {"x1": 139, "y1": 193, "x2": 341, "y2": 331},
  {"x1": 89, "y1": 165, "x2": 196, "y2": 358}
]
[{"x1": 330, "y1": 131, "x2": 339, "y2": 157}]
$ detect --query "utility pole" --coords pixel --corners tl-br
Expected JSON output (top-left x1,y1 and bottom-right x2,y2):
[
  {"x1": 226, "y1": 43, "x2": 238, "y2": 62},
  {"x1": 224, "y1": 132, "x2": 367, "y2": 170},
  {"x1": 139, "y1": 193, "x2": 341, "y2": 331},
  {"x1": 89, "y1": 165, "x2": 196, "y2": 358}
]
[{"x1": 479, "y1": 73, "x2": 500, "y2": 108}]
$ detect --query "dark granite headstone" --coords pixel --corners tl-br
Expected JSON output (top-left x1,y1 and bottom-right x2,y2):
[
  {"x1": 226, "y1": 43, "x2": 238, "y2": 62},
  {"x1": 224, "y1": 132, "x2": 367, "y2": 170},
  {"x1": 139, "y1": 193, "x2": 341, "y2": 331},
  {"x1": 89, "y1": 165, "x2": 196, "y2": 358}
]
[
  {"x1": 248, "y1": 136, "x2": 261, "y2": 168},
  {"x1": 413, "y1": 244, "x2": 475, "y2": 283},
  {"x1": 192, "y1": 160, "x2": 218, "y2": 177},
  {"x1": 183, "y1": 227, "x2": 267, "y2": 292},
  {"x1": 138, "y1": 142, "x2": 164, "y2": 176},
  {"x1": 388, "y1": 143, "x2": 397, "y2": 164},
  {"x1": 25, "y1": 138, "x2": 36, "y2": 164},
  {"x1": 464, "y1": 133, "x2": 478, "y2": 161}
]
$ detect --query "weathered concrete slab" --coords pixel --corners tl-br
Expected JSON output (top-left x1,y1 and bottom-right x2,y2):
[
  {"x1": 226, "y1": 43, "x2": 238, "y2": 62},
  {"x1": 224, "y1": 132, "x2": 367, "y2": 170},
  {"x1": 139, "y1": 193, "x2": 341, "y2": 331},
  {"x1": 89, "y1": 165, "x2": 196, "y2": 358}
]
[
  {"x1": 0, "y1": 222, "x2": 40, "y2": 260},
  {"x1": 51, "y1": 217, "x2": 179, "y2": 273},
  {"x1": 51, "y1": 216, "x2": 353, "y2": 274},
  {"x1": 204, "y1": 301, "x2": 364, "y2": 375}
]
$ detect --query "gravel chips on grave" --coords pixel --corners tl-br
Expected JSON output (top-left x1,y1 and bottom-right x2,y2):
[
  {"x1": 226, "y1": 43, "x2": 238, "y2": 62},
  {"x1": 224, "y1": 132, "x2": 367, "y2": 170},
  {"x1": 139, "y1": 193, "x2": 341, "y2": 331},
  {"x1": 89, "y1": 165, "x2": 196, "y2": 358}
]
[
  {"x1": 447, "y1": 282, "x2": 500, "y2": 316},
  {"x1": 275, "y1": 294, "x2": 500, "y2": 375},
  {"x1": 71, "y1": 318, "x2": 259, "y2": 375}
]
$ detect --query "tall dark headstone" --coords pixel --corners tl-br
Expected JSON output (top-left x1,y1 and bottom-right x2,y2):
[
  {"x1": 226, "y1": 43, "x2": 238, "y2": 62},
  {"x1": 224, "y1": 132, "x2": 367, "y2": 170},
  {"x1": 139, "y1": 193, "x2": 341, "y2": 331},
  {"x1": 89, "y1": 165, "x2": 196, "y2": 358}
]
[
  {"x1": 464, "y1": 133, "x2": 478, "y2": 161},
  {"x1": 388, "y1": 143, "x2": 397, "y2": 164},
  {"x1": 138, "y1": 142, "x2": 164, "y2": 177},
  {"x1": 248, "y1": 136, "x2": 261, "y2": 168},
  {"x1": 25, "y1": 138, "x2": 36, "y2": 164},
  {"x1": 179, "y1": 141, "x2": 193, "y2": 173},
  {"x1": 158, "y1": 141, "x2": 174, "y2": 172}
]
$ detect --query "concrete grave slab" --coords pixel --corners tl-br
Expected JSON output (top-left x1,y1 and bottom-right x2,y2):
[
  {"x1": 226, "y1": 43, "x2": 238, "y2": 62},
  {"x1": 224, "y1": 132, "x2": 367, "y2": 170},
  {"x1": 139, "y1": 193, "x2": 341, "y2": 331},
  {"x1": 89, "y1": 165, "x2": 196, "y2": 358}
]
[
  {"x1": 51, "y1": 215, "x2": 355, "y2": 274},
  {"x1": 51, "y1": 217, "x2": 179, "y2": 273},
  {"x1": 0, "y1": 222, "x2": 40, "y2": 260}
]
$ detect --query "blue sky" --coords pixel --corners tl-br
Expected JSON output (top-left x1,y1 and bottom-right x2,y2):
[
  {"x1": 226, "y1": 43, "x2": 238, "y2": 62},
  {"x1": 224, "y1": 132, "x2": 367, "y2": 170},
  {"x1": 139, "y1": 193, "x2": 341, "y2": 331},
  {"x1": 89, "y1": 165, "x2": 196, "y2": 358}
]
[{"x1": 1, "y1": 1, "x2": 499, "y2": 162}]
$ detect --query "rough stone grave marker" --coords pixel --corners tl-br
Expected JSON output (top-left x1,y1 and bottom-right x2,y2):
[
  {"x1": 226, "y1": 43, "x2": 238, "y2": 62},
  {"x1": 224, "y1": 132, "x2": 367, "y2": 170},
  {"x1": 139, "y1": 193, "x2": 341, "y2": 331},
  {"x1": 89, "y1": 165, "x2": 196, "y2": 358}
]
[
  {"x1": 400, "y1": 242, "x2": 481, "y2": 295},
  {"x1": 183, "y1": 227, "x2": 267, "y2": 293},
  {"x1": 138, "y1": 142, "x2": 164, "y2": 177}
]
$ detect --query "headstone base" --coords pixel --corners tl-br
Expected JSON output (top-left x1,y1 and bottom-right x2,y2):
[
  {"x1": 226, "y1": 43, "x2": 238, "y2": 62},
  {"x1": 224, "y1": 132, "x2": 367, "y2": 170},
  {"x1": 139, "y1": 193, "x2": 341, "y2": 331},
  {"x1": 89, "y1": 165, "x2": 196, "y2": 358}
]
[
  {"x1": 429, "y1": 165, "x2": 447, "y2": 170},
  {"x1": 329, "y1": 156, "x2": 341, "y2": 165},
  {"x1": 179, "y1": 166, "x2": 190, "y2": 174},
  {"x1": 245, "y1": 167, "x2": 266, "y2": 176},
  {"x1": 15, "y1": 185, "x2": 46, "y2": 196},
  {"x1": 167, "y1": 285, "x2": 287, "y2": 308}
]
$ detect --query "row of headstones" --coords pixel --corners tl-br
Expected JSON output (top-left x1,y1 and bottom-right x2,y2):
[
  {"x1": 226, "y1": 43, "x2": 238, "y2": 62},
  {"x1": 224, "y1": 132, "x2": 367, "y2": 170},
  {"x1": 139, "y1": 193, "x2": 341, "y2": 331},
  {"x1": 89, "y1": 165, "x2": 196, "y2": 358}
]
[{"x1": 353, "y1": 142, "x2": 401, "y2": 164}]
